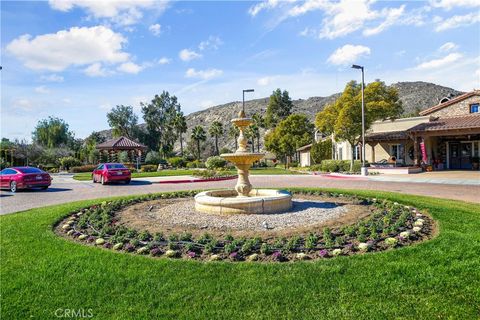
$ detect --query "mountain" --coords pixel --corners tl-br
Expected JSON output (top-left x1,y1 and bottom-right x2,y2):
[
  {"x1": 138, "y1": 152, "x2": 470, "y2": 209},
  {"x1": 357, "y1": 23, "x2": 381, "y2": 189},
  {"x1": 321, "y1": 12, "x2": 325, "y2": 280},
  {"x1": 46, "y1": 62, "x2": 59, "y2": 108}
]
[{"x1": 98, "y1": 81, "x2": 463, "y2": 152}]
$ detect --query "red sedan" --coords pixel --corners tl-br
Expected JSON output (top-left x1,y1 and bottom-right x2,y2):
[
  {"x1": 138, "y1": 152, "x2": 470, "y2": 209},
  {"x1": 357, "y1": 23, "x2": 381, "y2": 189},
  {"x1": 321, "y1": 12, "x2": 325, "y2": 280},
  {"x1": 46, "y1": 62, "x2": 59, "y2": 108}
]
[
  {"x1": 0, "y1": 167, "x2": 52, "y2": 193},
  {"x1": 92, "y1": 163, "x2": 131, "y2": 185}
]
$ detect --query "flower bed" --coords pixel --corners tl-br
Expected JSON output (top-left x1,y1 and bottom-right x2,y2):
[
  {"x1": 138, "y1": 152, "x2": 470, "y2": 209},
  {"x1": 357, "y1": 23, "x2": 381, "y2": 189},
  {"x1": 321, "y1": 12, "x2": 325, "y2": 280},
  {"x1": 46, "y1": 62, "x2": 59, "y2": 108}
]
[{"x1": 56, "y1": 190, "x2": 434, "y2": 262}]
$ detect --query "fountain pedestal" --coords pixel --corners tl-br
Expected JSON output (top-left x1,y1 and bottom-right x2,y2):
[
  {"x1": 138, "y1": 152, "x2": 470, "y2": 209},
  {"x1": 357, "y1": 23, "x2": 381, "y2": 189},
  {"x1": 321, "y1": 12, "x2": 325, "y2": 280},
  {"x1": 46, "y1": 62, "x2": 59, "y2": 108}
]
[{"x1": 194, "y1": 111, "x2": 292, "y2": 214}]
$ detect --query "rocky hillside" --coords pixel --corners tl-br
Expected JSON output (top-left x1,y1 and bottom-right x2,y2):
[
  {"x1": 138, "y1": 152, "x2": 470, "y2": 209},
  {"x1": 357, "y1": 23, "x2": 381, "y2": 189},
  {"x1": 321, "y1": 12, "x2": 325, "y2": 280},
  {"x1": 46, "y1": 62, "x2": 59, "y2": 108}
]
[{"x1": 99, "y1": 81, "x2": 463, "y2": 152}]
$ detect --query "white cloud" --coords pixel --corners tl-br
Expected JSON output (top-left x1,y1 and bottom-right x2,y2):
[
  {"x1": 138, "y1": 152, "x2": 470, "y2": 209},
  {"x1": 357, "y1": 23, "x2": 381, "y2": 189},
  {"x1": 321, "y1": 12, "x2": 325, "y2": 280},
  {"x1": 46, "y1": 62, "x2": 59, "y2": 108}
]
[
  {"x1": 363, "y1": 6, "x2": 405, "y2": 36},
  {"x1": 158, "y1": 57, "x2": 171, "y2": 65},
  {"x1": 117, "y1": 62, "x2": 143, "y2": 74},
  {"x1": 149, "y1": 23, "x2": 162, "y2": 36},
  {"x1": 6, "y1": 26, "x2": 129, "y2": 72},
  {"x1": 12, "y1": 98, "x2": 33, "y2": 111},
  {"x1": 185, "y1": 68, "x2": 223, "y2": 80},
  {"x1": 179, "y1": 49, "x2": 202, "y2": 61},
  {"x1": 84, "y1": 63, "x2": 109, "y2": 77},
  {"x1": 248, "y1": 0, "x2": 280, "y2": 17},
  {"x1": 290, "y1": 0, "x2": 421, "y2": 38},
  {"x1": 34, "y1": 86, "x2": 50, "y2": 94},
  {"x1": 439, "y1": 42, "x2": 458, "y2": 52},
  {"x1": 429, "y1": 0, "x2": 480, "y2": 10},
  {"x1": 198, "y1": 36, "x2": 223, "y2": 51},
  {"x1": 257, "y1": 76, "x2": 275, "y2": 86},
  {"x1": 327, "y1": 44, "x2": 371, "y2": 65},
  {"x1": 40, "y1": 74, "x2": 64, "y2": 82},
  {"x1": 413, "y1": 53, "x2": 463, "y2": 70},
  {"x1": 435, "y1": 13, "x2": 480, "y2": 31},
  {"x1": 48, "y1": 0, "x2": 168, "y2": 26}
]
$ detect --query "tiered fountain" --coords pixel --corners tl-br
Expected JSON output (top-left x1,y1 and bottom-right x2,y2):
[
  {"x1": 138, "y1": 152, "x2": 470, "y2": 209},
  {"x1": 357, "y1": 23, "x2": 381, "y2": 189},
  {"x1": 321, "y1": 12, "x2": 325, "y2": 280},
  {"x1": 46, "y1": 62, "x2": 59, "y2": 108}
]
[{"x1": 195, "y1": 109, "x2": 292, "y2": 214}]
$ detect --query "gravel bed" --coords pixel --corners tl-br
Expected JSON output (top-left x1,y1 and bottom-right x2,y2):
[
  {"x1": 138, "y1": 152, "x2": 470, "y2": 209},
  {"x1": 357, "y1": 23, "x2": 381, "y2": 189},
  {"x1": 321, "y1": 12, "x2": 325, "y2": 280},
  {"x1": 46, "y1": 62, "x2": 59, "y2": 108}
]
[{"x1": 146, "y1": 199, "x2": 349, "y2": 232}]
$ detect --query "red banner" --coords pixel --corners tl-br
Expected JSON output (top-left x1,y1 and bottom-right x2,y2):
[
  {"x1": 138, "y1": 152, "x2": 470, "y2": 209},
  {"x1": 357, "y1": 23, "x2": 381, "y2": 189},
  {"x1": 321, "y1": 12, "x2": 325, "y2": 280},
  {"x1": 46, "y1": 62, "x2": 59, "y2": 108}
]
[{"x1": 420, "y1": 140, "x2": 428, "y2": 163}]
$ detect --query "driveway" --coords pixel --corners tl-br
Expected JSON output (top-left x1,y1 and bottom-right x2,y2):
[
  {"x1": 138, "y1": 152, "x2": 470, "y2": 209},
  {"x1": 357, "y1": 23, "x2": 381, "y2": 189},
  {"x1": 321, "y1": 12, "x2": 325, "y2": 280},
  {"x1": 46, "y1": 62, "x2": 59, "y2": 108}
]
[{"x1": 1, "y1": 174, "x2": 478, "y2": 215}]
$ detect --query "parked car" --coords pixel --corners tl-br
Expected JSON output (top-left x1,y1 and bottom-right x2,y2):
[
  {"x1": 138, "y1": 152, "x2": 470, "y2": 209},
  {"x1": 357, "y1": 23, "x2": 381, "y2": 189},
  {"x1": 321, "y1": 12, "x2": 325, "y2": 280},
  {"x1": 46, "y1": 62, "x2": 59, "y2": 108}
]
[
  {"x1": 92, "y1": 163, "x2": 131, "y2": 185},
  {"x1": 0, "y1": 166, "x2": 52, "y2": 193}
]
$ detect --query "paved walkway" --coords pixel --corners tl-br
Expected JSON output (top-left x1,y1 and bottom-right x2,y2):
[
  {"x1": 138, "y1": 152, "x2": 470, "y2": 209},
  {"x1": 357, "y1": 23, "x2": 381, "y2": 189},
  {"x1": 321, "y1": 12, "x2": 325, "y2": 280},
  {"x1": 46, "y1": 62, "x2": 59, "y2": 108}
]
[
  {"x1": 367, "y1": 171, "x2": 480, "y2": 185},
  {"x1": 1, "y1": 174, "x2": 478, "y2": 215}
]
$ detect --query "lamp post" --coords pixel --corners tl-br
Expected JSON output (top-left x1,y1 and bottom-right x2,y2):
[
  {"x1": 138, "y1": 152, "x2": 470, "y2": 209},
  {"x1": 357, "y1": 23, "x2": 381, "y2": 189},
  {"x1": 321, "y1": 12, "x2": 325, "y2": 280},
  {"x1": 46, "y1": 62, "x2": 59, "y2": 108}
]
[
  {"x1": 242, "y1": 89, "x2": 255, "y2": 115},
  {"x1": 351, "y1": 64, "x2": 368, "y2": 176}
]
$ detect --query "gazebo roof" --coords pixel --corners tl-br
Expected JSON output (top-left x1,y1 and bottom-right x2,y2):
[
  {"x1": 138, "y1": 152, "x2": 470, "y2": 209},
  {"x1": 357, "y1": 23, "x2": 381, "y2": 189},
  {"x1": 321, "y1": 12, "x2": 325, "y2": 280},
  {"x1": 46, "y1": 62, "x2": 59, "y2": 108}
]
[{"x1": 96, "y1": 136, "x2": 147, "y2": 150}]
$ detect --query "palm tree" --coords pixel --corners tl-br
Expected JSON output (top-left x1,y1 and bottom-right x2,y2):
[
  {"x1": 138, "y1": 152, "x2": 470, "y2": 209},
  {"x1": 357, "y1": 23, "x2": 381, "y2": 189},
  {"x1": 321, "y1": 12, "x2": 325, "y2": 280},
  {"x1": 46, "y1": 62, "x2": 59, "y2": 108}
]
[
  {"x1": 172, "y1": 112, "x2": 187, "y2": 156},
  {"x1": 248, "y1": 124, "x2": 260, "y2": 152},
  {"x1": 191, "y1": 125, "x2": 206, "y2": 160},
  {"x1": 252, "y1": 113, "x2": 264, "y2": 152},
  {"x1": 209, "y1": 121, "x2": 224, "y2": 155},
  {"x1": 228, "y1": 125, "x2": 239, "y2": 150}
]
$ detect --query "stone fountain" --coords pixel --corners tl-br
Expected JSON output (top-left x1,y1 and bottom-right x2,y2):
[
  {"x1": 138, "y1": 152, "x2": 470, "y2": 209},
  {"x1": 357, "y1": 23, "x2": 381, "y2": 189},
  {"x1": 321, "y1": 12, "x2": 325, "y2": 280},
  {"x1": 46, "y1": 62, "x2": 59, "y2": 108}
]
[{"x1": 195, "y1": 110, "x2": 292, "y2": 214}]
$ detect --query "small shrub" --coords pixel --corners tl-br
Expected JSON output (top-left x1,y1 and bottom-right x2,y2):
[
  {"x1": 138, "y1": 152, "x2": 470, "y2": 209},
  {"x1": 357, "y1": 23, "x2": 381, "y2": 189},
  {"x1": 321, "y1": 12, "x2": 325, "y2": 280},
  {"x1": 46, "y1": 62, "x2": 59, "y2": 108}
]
[
  {"x1": 260, "y1": 243, "x2": 272, "y2": 255},
  {"x1": 138, "y1": 230, "x2": 151, "y2": 241},
  {"x1": 224, "y1": 242, "x2": 237, "y2": 254},
  {"x1": 205, "y1": 156, "x2": 227, "y2": 170},
  {"x1": 168, "y1": 157, "x2": 185, "y2": 168},
  {"x1": 305, "y1": 233, "x2": 318, "y2": 250},
  {"x1": 140, "y1": 164, "x2": 157, "y2": 172},
  {"x1": 60, "y1": 156, "x2": 82, "y2": 170},
  {"x1": 145, "y1": 151, "x2": 161, "y2": 165}
]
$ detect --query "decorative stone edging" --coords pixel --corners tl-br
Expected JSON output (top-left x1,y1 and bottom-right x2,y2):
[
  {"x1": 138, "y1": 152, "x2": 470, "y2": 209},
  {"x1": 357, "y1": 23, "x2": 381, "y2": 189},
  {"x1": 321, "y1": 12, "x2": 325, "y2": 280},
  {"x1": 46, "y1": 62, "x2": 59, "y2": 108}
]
[{"x1": 56, "y1": 190, "x2": 434, "y2": 263}]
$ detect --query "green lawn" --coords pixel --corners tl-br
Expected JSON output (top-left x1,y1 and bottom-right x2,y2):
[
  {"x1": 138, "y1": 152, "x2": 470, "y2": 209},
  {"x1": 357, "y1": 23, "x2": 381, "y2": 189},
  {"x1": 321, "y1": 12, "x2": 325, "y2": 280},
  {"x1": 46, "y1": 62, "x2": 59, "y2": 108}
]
[
  {"x1": 1, "y1": 189, "x2": 479, "y2": 319},
  {"x1": 72, "y1": 167, "x2": 299, "y2": 180}
]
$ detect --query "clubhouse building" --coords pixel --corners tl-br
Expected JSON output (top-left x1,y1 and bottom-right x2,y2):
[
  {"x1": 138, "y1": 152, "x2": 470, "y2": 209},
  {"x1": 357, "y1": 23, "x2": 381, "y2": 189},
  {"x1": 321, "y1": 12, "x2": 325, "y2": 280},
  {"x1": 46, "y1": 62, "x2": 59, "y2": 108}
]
[{"x1": 298, "y1": 90, "x2": 480, "y2": 171}]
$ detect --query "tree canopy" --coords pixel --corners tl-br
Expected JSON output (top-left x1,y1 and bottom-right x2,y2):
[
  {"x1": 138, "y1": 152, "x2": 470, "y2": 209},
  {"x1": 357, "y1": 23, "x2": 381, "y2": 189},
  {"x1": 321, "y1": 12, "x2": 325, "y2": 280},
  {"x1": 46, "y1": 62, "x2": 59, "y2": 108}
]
[
  {"x1": 106, "y1": 105, "x2": 138, "y2": 138},
  {"x1": 141, "y1": 91, "x2": 182, "y2": 158},
  {"x1": 315, "y1": 80, "x2": 403, "y2": 170},
  {"x1": 265, "y1": 114, "x2": 314, "y2": 167},
  {"x1": 265, "y1": 89, "x2": 293, "y2": 128},
  {"x1": 32, "y1": 116, "x2": 74, "y2": 148}
]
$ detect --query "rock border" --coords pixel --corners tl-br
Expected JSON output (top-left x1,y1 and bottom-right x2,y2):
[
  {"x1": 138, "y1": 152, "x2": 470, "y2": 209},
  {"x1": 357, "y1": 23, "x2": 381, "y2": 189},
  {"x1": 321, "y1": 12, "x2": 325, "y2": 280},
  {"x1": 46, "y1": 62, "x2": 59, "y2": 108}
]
[{"x1": 56, "y1": 190, "x2": 435, "y2": 263}]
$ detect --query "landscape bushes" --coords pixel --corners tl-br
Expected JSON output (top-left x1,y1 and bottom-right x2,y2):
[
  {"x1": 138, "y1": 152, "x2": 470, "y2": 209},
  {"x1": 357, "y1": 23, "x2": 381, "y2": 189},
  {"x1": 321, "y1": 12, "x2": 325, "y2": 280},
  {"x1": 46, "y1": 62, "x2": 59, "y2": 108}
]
[
  {"x1": 140, "y1": 165, "x2": 157, "y2": 172},
  {"x1": 310, "y1": 160, "x2": 364, "y2": 173},
  {"x1": 69, "y1": 165, "x2": 97, "y2": 173},
  {"x1": 168, "y1": 157, "x2": 186, "y2": 168},
  {"x1": 205, "y1": 156, "x2": 227, "y2": 170}
]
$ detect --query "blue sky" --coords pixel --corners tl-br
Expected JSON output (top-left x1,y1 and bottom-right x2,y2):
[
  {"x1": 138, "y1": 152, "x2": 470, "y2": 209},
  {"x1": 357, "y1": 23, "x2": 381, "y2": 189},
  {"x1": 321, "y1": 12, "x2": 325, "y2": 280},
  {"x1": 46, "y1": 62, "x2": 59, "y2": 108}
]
[{"x1": 1, "y1": 0, "x2": 479, "y2": 141}]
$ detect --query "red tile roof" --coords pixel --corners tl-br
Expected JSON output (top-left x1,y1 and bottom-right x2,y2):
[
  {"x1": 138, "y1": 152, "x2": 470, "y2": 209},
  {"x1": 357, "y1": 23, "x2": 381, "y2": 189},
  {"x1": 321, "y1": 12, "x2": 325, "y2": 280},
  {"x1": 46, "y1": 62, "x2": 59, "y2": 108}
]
[
  {"x1": 96, "y1": 136, "x2": 147, "y2": 150},
  {"x1": 409, "y1": 114, "x2": 480, "y2": 132},
  {"x1": 365, "y1": 130, "x2": 409, "y2": 142},
  {"x1": 419, "y1": 90, "x2": 480, "y2": 116}
]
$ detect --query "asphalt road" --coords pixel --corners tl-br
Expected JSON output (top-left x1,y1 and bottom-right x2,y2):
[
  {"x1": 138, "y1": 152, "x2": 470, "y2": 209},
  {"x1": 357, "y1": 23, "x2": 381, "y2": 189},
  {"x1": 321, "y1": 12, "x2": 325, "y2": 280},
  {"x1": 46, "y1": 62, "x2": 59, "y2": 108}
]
[{"x1": 1, "y1": 174, "x2": 478, "y2": 215}]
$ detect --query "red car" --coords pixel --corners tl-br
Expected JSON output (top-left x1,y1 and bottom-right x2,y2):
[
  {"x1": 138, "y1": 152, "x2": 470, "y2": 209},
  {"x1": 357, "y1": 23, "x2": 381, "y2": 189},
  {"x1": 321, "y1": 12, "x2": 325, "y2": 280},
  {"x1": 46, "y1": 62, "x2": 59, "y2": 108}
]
[
  {"x1": 92, "y1": 163, "x2": 131, "y2": 185},
  {"x1": 0, "y1": 166, "x2": 52, "y2": 193}
]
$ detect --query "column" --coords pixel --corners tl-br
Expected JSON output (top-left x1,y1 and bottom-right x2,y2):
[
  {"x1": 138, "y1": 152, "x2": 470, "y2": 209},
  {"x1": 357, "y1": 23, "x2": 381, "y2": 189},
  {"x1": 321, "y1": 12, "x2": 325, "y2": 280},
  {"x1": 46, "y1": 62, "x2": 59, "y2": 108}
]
[
  {"x1": 413, "y1": 135, "x2": 419, "y2": 166},
  {"x1": 446, "y1": 142, "x2": 449, "y2": 169}
]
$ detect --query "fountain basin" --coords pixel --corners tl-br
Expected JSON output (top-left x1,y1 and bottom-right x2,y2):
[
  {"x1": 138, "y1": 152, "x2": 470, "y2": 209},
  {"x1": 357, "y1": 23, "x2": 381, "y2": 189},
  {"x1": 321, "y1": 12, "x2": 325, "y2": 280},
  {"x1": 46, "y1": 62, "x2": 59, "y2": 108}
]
[
  {"x1": 220, "y1": 153, "x2": 264, "y2": 165},
  {"x1": 194, "y1": 189, "x2": 292, "y2": 214}
]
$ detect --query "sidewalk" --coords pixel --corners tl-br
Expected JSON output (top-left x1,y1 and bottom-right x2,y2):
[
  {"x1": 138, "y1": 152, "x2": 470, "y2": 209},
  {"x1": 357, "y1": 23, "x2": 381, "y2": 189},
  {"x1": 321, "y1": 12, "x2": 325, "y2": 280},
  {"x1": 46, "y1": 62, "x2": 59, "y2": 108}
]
[{"x1": 367, "y1": 171, "x2": 480, "y2": 186}]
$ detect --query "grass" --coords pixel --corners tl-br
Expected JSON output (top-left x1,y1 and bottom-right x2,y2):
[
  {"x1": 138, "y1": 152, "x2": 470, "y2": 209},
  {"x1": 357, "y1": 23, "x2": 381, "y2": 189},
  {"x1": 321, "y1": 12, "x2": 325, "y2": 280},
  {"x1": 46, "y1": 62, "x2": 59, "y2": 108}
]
[
  {"x1": 72, "y1": 167, "x2": 299, "y2": 180},
  {"x1": 1, "y1": 188, "x2": 479, "y2": 319}
]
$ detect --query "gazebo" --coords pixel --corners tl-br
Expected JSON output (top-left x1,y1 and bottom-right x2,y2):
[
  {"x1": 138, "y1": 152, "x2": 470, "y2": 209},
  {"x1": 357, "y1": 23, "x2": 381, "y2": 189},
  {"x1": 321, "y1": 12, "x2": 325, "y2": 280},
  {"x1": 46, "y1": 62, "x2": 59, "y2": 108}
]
[{"x1": 96, "y1": 136, "x2": 147, "y2": 164}]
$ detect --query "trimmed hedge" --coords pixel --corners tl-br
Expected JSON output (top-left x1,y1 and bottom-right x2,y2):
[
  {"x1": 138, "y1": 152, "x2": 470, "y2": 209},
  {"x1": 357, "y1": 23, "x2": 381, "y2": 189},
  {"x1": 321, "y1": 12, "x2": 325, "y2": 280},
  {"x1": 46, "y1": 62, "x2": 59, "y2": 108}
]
[
  {"x1": 311, "y1": 160, "x2": 364, "y2": 173},
  {"x1": 69, "y1": 165, "x2": 97, "y2": 173}
]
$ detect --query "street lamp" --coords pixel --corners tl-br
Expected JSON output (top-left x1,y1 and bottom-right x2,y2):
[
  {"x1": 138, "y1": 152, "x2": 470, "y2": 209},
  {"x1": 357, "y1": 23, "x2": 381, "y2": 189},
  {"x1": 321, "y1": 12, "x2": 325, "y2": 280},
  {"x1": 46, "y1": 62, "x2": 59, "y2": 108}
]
[
  {"x1": 242, "y1": 89, "x2": 255, "y2": 115},
  {"x1": 351, "y1": 64, "x2": 368, "y2": 176}
]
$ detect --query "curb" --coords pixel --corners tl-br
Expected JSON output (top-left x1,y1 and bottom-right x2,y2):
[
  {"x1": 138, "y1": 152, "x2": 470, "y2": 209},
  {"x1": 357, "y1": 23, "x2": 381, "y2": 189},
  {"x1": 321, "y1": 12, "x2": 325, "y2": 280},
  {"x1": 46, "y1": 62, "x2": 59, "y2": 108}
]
[{"x1": 155, "y1": 176, "x2": 236, "y2": 184}]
